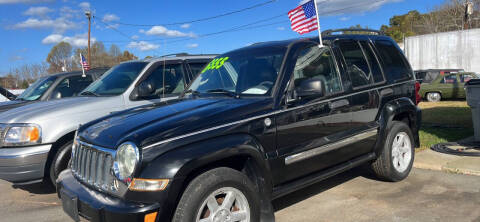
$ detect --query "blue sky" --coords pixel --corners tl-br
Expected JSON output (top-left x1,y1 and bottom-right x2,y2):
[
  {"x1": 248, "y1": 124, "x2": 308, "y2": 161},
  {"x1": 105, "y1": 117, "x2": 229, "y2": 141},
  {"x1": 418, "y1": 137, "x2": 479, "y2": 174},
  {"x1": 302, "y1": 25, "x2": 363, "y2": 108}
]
[{"x1": 0, "y1": 0, "x2": 444, "y2": 75}]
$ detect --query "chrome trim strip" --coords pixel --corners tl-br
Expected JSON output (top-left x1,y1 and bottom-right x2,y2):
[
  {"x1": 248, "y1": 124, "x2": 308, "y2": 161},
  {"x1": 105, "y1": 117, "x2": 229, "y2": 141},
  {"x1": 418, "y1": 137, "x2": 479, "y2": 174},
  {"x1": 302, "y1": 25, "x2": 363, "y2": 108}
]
[
  {"x1": 78, "y1": 141, "x2": 116, "y2": 156},
  {"x1": 141, "y1": 80, "x2": 414, "y2": 150},
  {"x1": 284, "y1": 129, "x2": 378, "y2": 165},
  {"x1": 143, "y1": 112, "x2": 275, "y2": 150}
]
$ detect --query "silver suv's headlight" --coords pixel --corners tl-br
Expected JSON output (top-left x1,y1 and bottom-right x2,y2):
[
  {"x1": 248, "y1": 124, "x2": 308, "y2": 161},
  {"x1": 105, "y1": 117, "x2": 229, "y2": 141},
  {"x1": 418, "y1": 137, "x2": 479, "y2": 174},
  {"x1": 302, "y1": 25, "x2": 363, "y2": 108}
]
[
  {"x1": 2, "y1": 124, "x2": 41, "y2": 146},
  {"x1": 113, "y1": 142, "x2": 139, "y2": 182}
]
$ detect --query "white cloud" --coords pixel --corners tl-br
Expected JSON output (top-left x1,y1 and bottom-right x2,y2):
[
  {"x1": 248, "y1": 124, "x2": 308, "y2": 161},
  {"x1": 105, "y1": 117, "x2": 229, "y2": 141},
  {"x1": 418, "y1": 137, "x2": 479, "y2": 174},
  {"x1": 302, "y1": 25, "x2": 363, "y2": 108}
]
[
  {"x1": 143, "y1": 26, "x2": 196, "y2": 38},
  {"x1": 42, "y1": 33, "x2": 95, "y2": 47},
  {"x1": 127, "y1": 41, "x2": 160, "y2": 51},
  {"x1": 78, "y1": 2, "x2": 90, "y2": 10},
  {"x1": 277, "y1": 27, "x2": 285, "y2": 31},
  {"x1": 102, "y1": 13, "x2": 119, "y2": 22},
  {"x1": 131, "y1": 35, "x2": 139, "y2": 40},
  {"x1": 9, "y1": 55, "x2": 24, "y2": 62},
  {"x1": 300, "y1": 0, "x2": 401, "y2": 16},
  {"x1": 0, "y1": 0, "x2": 52, "y2": 4},
  {"x1": 339, "y1": 16, "x2": 350, "y2": 21},
  {"x1": 186, "y1": 43, "x2": 199, "y2": 48},
  {"x1": 13, "y1": 18, "x2": 77, "y2": 33},
  {"x1": 180, "y1": 23, "x2": 191, "y2": 29},
  {"x1": 23, "y1": 6, "x2": 54, "y2": 17}
]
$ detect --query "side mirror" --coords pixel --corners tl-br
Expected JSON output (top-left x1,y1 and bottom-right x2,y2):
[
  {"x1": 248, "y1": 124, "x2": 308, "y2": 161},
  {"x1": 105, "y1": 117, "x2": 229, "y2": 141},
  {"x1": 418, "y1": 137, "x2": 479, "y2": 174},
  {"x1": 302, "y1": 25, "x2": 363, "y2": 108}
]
[
  {"x1": 136, "y1": 80, "x2": 156, "y2": 99},
  {"x1": 296, "y1": 78, "x2": 325, "y2": 98}
]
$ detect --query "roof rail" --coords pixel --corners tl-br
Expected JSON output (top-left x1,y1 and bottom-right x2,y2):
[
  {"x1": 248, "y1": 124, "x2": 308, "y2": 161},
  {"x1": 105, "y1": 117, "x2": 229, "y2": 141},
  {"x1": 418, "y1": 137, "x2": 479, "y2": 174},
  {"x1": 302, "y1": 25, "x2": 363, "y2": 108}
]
[{"x1": 322, "y1": 29, "x2": 384, "y2": 36}]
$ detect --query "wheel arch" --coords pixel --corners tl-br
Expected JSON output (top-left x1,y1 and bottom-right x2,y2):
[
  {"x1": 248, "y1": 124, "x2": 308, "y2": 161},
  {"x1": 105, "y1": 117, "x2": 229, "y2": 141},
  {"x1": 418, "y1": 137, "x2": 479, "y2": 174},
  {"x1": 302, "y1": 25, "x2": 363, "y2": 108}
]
[
  {"x1": 44, "y1": 130, "x2": 76, "y2": 178},
  {"x1": 377, "y1": 97, "x2": 421, "y2": 155},
  {"x1": 138, "y1": 133, "x2": 274, "y2": 221}
]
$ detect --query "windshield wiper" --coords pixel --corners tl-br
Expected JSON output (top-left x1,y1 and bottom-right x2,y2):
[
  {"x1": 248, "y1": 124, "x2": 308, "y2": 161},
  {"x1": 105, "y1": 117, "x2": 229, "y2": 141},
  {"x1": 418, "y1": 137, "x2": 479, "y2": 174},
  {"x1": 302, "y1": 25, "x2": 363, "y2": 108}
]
[
  {"x1": 80, "y1": 91, "x2": 100, "y2": 97},
  {"x1": 206, "y1": 89, "x2": 239, "y2": 98}
]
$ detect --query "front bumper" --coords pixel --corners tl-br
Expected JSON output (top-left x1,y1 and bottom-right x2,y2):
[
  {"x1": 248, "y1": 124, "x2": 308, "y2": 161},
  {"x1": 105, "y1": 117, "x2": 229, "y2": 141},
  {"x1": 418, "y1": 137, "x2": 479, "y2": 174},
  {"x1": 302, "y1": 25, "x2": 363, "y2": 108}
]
[
  {"x1": 57, "y1": 170, "x2": 161, "y2": 222},
  {"x1": 0, "y1": 144, "x2": 51, "y2": 184}
]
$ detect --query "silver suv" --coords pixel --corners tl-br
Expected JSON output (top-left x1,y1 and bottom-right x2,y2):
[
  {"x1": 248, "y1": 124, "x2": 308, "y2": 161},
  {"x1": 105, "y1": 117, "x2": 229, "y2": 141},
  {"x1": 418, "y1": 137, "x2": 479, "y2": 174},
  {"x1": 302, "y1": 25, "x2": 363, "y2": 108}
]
[{"x1": 0, "y1": 55, "x2": 214, "y2": 185}]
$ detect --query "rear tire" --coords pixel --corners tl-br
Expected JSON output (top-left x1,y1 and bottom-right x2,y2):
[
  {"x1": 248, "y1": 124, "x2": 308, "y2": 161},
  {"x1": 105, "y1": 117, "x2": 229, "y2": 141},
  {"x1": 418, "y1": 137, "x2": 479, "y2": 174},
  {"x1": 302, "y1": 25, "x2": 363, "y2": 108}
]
[
  {"x1": 426, "y1": 92, "x2": 441, "y2": 102},
  {"x1": 48, "y1": 141, "x2": 73, "y2": 186},
  {"x1": 173, "y1": 167, "x2": 260, "y2": 222},
  {"x1": 371, "y1": 121, "x2": 414, "y2": 182}
]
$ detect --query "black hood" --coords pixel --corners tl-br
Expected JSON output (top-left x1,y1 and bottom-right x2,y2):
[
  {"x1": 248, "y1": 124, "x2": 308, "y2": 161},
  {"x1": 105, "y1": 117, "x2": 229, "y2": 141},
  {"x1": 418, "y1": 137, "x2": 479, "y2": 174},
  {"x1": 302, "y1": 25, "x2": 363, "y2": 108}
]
[
  {"x1": 79, "y1": 97, "x2": 273, "y2": 149},
  {"x1": 0, "y1": 100, "x2": 31, "y2": 113}
]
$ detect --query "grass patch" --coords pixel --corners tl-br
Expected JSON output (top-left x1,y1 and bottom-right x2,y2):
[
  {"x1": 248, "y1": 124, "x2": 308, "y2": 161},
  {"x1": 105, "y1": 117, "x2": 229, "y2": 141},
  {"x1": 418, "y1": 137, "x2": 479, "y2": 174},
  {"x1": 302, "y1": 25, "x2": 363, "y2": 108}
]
[{"x1": 417, "y1": 101, "x2": 473, "y2": 151}]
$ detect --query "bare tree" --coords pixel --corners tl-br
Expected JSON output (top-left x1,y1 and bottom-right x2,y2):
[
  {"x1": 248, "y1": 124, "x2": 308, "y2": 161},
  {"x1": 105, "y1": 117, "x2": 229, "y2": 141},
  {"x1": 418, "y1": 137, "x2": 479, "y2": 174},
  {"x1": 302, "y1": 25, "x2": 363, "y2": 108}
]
[{"x1": 46, "y1": 42, "x2": 73, "y2": 74}]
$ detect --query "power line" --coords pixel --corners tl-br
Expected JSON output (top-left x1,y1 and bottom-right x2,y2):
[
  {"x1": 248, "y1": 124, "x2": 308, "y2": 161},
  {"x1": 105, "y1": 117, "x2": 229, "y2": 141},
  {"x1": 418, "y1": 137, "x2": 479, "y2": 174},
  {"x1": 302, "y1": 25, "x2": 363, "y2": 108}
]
[
  {"x1": 98, "y1": 0, "x2": 392, "y2": 45},
  {"x1": 108, "y1": 0, "x2": 277, "y2": 27}
]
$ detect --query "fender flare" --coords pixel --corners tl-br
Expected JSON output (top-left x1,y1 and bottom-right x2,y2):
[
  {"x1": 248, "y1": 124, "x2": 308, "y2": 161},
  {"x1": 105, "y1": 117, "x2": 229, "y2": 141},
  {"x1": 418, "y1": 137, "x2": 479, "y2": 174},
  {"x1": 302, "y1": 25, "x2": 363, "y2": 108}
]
[
  {"x1": 137, "y1": 133, "x2": 274, "y2": 221},
  {"x1": 376, "y1": 97, "x2": 421, "y2": 155}
]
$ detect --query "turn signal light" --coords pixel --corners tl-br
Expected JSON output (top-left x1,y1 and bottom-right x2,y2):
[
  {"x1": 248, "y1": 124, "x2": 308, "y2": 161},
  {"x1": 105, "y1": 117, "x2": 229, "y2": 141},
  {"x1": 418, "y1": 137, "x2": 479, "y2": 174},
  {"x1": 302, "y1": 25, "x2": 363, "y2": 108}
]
[
  {"x1": 28, "y1": 127, "x2": 40, "y2": 142},
  {"x1": 144, "y1": 212, "x2": 158, "y2": 222},
  {"x1": 129, "y1": 178, "x2": 169, "y2": 192}
]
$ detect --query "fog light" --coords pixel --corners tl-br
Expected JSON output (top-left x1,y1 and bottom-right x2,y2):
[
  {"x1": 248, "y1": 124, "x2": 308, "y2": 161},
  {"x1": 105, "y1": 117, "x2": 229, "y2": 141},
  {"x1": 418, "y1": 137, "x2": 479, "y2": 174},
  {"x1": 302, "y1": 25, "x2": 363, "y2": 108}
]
[
  {"x1": 144, "y1": 212, "x2": 158, "y2": 222},
  {"x1": 129, "y1": 178, "x2": 169, "y2": 192}
]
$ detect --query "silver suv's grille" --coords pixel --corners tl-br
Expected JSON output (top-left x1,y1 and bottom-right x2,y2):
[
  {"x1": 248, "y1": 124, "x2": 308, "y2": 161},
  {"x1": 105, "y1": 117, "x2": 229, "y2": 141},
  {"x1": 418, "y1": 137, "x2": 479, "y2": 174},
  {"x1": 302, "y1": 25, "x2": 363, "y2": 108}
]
[{"x1": 71, "y1": 141, "x2": 115, "y2": 192}]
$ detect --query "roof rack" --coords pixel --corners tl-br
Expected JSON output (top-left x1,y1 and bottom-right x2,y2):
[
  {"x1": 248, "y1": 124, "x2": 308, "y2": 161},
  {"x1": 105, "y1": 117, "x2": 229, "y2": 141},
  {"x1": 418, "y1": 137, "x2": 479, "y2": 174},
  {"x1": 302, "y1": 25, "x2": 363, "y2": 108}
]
[{"x1": 322, "y1": 29, "x2": 384, "y2": 36}]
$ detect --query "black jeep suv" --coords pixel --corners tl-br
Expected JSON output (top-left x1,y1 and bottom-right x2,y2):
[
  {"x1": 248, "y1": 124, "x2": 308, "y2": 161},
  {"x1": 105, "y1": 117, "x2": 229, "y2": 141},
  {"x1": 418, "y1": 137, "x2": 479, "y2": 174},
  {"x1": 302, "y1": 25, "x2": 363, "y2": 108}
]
[{"x1": 58, "y1": 29, "x2": 421, "y2": 222}]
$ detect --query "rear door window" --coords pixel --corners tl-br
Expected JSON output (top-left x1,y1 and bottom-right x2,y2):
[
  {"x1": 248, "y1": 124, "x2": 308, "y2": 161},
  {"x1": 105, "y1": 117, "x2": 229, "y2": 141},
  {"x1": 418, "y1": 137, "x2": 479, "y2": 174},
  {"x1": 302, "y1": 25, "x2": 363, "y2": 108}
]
[
  {"x1": 440, "y1": 74, "x2": 458, "y2": 84},
  {"x1": 460, "y1": 74, "x2": 474, "y2": 83},
  {"x1": 374, "y1": 40, "x2": 412, "y2": 81},
  {"x1": 359, "y1": 41, "x2": 385, "y2": 83},
  {"x1": 338, "y1": 40, "x2": 373, "y2": 88}
]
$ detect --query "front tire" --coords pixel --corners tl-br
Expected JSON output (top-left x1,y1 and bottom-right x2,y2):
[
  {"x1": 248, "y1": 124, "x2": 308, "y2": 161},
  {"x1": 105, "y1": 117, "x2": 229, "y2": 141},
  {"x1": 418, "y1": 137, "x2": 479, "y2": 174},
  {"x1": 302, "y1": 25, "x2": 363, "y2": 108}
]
[
  {"x1": 371, "y1": 121, "x2": 415, "y2": 182},
  {"x1": 426, "y1": 92, "x2": 441, "y2": 102},
  {"x1": 173, "y1": 167, "x2": 260, "y2": 222},
  {"x1": 48, "y1": 141, "x2": 73, "y2": 186}
]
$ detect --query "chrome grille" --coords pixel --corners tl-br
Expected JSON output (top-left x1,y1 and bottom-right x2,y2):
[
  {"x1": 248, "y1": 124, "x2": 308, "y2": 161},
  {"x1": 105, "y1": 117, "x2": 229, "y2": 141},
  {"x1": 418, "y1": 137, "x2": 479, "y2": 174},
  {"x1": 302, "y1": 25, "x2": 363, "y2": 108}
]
[{"x1": 71, "y1": 141, "x2": 114, "y2": 191}]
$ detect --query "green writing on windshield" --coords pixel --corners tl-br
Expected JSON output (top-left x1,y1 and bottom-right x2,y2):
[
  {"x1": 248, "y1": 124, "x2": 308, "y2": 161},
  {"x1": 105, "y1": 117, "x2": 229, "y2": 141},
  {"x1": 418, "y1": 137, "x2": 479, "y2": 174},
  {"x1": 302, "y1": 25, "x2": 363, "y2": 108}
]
[{"x1": 202, "y1": 57, "x2": 229, "y2": 73}]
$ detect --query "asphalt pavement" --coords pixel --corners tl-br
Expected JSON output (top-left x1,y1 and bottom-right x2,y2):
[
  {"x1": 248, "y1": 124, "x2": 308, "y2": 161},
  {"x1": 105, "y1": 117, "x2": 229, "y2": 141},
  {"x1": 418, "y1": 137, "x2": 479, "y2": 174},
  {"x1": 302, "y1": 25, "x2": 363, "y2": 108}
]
[{"x1": 0, "y1": 168, "x2": 478, "y2": 222}]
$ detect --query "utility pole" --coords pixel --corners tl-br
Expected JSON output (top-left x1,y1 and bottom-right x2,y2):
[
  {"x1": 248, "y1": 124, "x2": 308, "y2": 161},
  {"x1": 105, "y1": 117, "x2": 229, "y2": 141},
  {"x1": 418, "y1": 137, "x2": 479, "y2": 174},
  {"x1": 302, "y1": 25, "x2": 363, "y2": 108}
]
[
  {"x1": 464, "y1": 1, "x2": 474, "y2": 30},
  {"x1": 85, "y1": 10, "x2": 92, "y2": 66}
]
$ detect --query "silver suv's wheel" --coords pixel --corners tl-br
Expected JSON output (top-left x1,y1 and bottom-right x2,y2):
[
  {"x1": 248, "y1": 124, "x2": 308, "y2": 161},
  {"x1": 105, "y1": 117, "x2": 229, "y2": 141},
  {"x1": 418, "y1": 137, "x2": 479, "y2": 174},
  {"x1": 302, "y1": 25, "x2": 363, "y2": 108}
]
[
  {"x1": 173, "y1": 167, "x2": 260, "y2": 222},
  {"x1": 196, "y1": 187, "x2": 250, "y2": 222},
  {"x1": 371, "y1": 121, "x2": 415, "y2": 182},
  {"x1": 426, "y1": 92, "x2": 441, "y2": 102}
]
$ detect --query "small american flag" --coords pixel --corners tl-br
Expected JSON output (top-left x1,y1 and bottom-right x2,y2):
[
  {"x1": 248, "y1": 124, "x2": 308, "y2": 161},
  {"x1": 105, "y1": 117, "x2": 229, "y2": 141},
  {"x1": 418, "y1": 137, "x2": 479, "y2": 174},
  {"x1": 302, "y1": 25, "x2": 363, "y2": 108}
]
[
  {"x1": 288, "y1": 0, "x2": 319, "y2": 35},
  {"x1": 80, "y1": 53, "x2": 90, "y2": 71}
]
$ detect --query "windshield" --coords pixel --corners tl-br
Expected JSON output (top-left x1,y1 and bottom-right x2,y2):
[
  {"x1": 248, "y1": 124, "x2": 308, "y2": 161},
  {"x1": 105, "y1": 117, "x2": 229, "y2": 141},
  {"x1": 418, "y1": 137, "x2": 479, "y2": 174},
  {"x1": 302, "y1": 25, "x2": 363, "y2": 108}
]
[
  {"x1": 82, "y1": 62, "x2": 148, "y2": 96},
  {"x1": 188, "y1": 47, "x2": 286, "y2": 96},
  {"x1": 17, "y1": 76, "x2": 56, "y2": 101}
]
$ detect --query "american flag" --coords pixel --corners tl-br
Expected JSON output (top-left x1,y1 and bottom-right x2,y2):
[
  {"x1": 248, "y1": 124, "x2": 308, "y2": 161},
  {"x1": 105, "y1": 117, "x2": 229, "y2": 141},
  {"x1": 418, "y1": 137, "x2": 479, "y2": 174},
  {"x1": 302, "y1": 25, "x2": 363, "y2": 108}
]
[
  {"x1": 288, "y1": 0, "x2": 319, "y2": 35},
  {"x1": 80, "y1": 53, "x2": 90, "y2": 71}
]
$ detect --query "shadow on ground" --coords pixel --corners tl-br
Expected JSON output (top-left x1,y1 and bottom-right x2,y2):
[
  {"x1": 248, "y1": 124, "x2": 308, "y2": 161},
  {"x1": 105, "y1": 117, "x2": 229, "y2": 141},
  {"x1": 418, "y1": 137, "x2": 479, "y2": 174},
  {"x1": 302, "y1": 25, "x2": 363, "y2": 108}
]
[
  {"x1": 12, "y1": 181, "x2": 56, "y2": 195},
  {"x1": 273, "y1": 165, "x2": 376, "y2": 212}
]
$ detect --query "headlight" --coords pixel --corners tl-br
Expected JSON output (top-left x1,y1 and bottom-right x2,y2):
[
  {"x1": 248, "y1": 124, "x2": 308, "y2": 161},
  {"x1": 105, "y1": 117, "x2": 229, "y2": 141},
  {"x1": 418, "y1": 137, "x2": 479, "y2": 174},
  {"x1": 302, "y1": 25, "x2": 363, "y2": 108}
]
[
  {"x1": 113, "y1": 142, "x2": 139, "y2": 182},
  {"x1": 2, "y1": 124, "x2": 41, "y2": 146}
]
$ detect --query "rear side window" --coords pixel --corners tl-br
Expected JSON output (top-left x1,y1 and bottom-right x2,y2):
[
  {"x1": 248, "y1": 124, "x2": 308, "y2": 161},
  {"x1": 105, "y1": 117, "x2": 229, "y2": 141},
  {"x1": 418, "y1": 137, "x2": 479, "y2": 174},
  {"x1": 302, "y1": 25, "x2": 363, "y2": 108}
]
[
  {"x1": 461, "y1": 74, "x2": 474, "y2": 83},
  {"x1": 359, "y1": 41, "x2": 385, "y2": 83},
  {"x1": 440, "y1": 74, "x2": 457, "y2": 84},
  {"x1": 338, "y1": 41, "x2": 373, "y2": 88},
  {"x1": 374, "y1": 40, "x2": 412, "y2": 81}
]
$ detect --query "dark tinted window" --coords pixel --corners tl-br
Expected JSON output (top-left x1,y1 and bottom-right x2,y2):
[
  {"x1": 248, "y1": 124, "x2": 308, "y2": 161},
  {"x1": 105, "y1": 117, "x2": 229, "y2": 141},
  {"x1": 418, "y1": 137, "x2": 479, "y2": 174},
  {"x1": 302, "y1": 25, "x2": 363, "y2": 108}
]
[
  {"x1": 338, "y1": 41, "x2": 373, "y2": 88},
  {"x1": 141, "y1": 63, "x2": 186, "y2": 98},
  {"x1": 293, "y1": 45, "x2": 342, "y2": 95},
  {"x1": 188, "y1": 63, "x2": 207, "y2": 78},
  {"x1": 374, "y1": 40, "x2": 412, "y2": 81},
  {"x1": 360, "y1": 41, "x2": 384, "y2": 83},
  {"x1": 51, "y1": 75, "x2": 93, "y2": 99}
]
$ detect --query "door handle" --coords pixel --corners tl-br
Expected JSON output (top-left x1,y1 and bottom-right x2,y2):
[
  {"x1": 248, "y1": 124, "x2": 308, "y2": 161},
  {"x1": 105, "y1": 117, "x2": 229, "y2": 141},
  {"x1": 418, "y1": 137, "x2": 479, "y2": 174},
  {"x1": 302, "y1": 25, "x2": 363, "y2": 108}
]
[{"x1": 329, "y1": 99, "x2": 349, "y2": 109}]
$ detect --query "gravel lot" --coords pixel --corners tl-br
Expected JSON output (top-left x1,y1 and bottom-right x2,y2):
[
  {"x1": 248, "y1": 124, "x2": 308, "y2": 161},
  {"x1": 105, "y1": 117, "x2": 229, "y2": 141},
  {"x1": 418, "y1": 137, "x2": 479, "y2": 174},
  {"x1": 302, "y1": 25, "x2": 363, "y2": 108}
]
[{"x1": 0, "y1": 168, "x2": 478, "y2": 222}]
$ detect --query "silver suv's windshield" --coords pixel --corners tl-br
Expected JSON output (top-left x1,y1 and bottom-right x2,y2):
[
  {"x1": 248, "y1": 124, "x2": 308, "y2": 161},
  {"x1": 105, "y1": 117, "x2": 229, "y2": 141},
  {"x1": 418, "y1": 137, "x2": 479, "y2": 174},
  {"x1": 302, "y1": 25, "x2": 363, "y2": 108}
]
[
  {"x1": 17, "y1": 76, "x2": 57, "y2": 101},
  {"x1": 187, "y1": 47, "x2": 286, "y2": 96},
  {"x1": 82, "y1": 62, "x2": 148, "y2": 96}
]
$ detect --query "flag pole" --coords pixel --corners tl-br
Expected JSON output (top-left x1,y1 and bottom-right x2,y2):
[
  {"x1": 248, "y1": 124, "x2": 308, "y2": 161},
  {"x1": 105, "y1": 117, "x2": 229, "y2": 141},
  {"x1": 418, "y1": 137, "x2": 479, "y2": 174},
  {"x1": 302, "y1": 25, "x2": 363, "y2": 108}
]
[
  {"x1": 80, "y1": 53, "x2": 86, "y2": 77},
  {"x1": 313, "y1": 0, "x2": 323, "y2": 47}
]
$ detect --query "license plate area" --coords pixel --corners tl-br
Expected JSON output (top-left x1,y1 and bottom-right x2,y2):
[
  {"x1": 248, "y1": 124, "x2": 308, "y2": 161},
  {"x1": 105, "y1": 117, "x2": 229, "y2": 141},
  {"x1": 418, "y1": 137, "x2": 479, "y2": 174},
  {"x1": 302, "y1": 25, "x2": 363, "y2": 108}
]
[{"x1": 61, "y1": 188, "x2": 80, "y2": 222}]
